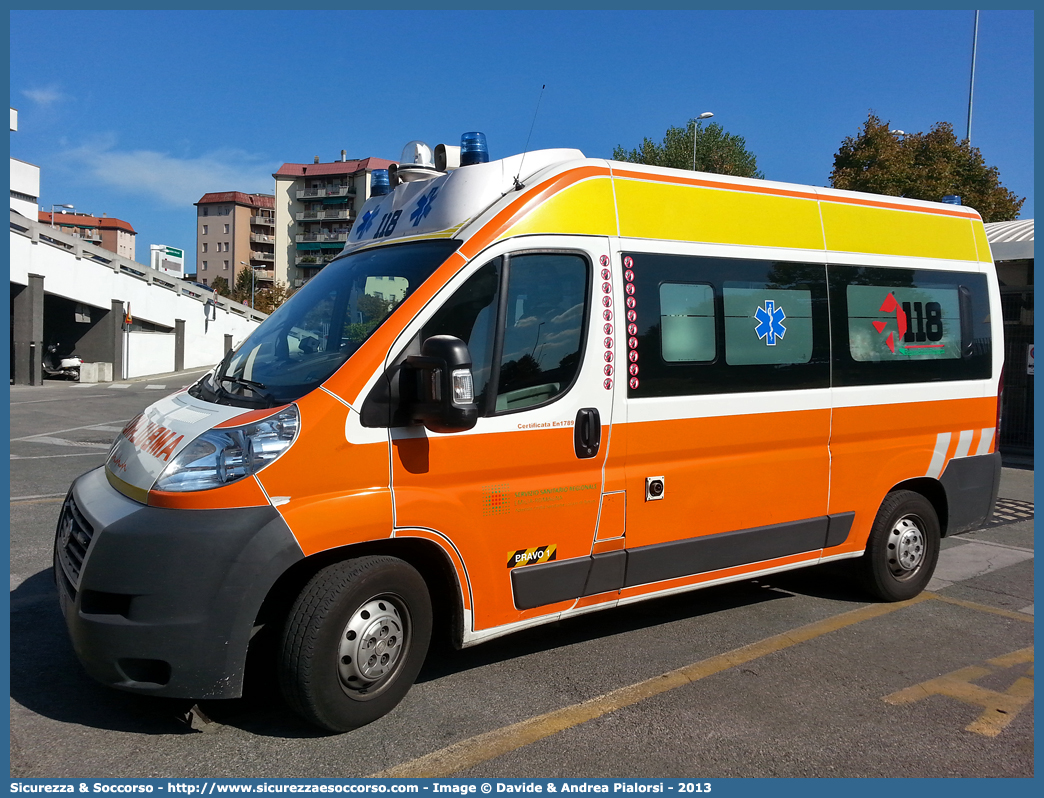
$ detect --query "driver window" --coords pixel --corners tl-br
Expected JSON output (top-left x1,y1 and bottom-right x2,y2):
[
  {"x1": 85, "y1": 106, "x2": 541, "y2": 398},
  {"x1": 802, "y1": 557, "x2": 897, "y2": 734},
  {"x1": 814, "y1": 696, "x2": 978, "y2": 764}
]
[
  {"x1": 494, "y1": 253, "x2": 587, "y2": 413},
  {"x1": 419, "y1": 258, "x2": 501, "y2": 407}
]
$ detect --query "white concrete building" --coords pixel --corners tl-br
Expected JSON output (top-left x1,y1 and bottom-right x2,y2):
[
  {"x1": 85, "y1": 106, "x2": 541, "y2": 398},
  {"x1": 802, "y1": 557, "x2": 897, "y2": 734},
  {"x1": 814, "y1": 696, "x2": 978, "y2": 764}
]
[
  {"x1": 10, "y1": 109, "x2": 41, "y2": 219},
  {"x1": 11, "y1": 213, "x2": 265, "y2": 382}
]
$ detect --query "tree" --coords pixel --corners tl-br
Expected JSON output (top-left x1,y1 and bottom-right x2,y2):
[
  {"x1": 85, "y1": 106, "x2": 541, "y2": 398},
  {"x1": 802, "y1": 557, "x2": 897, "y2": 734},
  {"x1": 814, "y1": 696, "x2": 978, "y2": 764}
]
[
  {"x1": 252, "y1": 282, "x2": 292, "y2": 315},
  {"x1": 210, "y1": 276, "x2": 231, "y2": 297},
  {"x1": 228, "y1": 266, "x2": 292, "y2": 314},
  {"x1": 830, "y1": 114, "x2": 1024, "y2": 222},
  {"x1": 613, "y1": 118, "x2": 763, "y2": 178},
  {"x1": 231, "y1": 266, "x2": 255, "y2": 305}
]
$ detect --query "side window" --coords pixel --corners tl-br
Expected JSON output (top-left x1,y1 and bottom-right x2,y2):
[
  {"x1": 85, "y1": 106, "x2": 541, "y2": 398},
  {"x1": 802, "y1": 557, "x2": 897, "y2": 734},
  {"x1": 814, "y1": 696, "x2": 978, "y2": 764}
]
[
  {"x1": 419, "y1": 259, "x2": 501, "y2": 408},
  {"x1": 362, "y1": 258, "x2": 501, "y2": 427},
  {"x1": 660, "y1": 283, "x2": 715, "y2": 362},
  {"x1": 361, "y1": 252, "x2": 589, "y2": 426},
  {"x1": 846, "y1": 284, "x2": 960, "y2": 361},
  {"x1": 723, "y1": 284, "x2": 813, "y2": 365},
  {"x1": 493, "y1": 253, "x2": 587, "y2": 413},
  {"x1": 830, "y1": 266, "x2": 992, "y2": 385},
  {"x1": 626, "y1": 253, "x2": 829, "y2": 397}
]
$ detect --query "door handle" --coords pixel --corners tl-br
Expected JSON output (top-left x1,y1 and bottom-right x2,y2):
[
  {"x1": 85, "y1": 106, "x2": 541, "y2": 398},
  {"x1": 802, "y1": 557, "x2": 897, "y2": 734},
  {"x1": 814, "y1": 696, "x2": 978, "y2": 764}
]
[{"x1": 574, "y1": 407, "x2": 601, "y2": 459}]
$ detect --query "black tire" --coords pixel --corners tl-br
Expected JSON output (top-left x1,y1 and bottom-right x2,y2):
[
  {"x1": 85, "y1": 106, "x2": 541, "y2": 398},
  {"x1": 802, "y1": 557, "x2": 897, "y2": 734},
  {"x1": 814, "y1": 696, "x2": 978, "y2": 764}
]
[
  {"x1": 857, "y1": 490, "x2": 941, "y2": 602},
  {"x1": 279, "y1": 556, "x2": 432, "y2": 732}
]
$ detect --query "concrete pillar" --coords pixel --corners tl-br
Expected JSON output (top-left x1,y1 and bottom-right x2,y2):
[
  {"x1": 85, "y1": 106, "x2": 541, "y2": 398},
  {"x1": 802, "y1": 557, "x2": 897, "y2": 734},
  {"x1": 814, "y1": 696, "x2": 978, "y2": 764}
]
[
  {"x1": 224, "y1": 334, "x2": 233, "y2": 354},
  {"x1": 174, "y1": 319, "x2": 186, "y2": 372},
  {"x1": 12, "y1": 273, "x2": 45, "y2": 385},
  {"x1": 113, "y1": 300, "x2": 126, "y2": 380},
  {"x1": 75, "y1": 303, "x2": 115, "y2": 366}
]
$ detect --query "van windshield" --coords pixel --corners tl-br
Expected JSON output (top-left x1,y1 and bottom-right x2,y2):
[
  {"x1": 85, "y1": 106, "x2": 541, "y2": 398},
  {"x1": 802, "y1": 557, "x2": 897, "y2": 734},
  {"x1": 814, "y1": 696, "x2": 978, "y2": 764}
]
[{"x1": 193, "y1": 239, "x2": 460, "y2": 408}]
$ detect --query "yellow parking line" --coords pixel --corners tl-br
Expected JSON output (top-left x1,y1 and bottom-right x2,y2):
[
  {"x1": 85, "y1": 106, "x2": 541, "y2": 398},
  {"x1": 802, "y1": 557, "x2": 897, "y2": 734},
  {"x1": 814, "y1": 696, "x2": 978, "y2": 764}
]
[
  {"x1": 10, "y1": 497, "x2": 65, "y2": 506},
  {"x1": 373, "y1": 595, "x2": 931, "y2": 777},
  {"x1": 883, "y1": 647, "x2": 1034, "y2": 737},
  {"x1": 930, "y1": 593, "x2": 1035, "y2": 623}
]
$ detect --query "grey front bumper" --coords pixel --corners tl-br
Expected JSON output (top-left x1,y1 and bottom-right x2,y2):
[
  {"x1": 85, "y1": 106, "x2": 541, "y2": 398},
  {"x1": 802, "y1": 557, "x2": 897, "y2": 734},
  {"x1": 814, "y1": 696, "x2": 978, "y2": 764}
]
[{"x1": 55, "y1": 467, "x2": 304, "y2": 699}]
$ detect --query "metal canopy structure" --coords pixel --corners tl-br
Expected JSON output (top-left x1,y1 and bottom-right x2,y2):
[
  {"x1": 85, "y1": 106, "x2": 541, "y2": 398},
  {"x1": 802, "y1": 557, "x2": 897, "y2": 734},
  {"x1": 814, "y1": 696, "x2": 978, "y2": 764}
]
[{"x1": 985, "y1": 218, "x2": 1034, "y2": 261}]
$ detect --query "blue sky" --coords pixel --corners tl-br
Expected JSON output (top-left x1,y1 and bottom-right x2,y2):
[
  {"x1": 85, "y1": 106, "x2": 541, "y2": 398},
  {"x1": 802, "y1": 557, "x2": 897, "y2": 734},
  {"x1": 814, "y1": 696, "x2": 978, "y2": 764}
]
[{"x1": 9, "y1": 9, "x2": 1034, "y2": 275}]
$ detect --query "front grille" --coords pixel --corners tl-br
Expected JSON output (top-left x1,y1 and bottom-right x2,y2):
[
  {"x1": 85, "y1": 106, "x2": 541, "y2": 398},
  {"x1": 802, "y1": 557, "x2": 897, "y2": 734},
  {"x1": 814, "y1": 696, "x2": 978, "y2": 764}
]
[{"x1": 55, "y1": 495, "x2": 95, "y2": 594}]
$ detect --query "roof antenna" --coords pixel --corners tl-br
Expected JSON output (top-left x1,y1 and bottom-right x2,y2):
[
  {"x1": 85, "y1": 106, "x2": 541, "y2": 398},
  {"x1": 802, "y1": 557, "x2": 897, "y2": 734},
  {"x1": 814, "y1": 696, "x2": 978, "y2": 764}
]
[{"x1": 513, "y1": 84, "x2": 545, "y2": 191}]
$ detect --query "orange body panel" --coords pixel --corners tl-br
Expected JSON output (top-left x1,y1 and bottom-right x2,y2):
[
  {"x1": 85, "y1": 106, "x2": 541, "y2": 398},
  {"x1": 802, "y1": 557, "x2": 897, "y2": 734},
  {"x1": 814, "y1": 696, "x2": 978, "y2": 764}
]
[
  {"x1": 573, "y1": 591, "x2": 620, "y2": 609},
  {"x1": 256, "y1": 389, "x2": 392, "y2": 554},
  {"x1": 395, "y1": 529, "x2": 473, "y2": 611},
  {"x1": 214, "y1": 405, "x2": 291, "y2": 429},
  {"x1": 623, "y1": 409, "x2": 831, "y2": 549},
  {"x1": 392, "y1": 425, "x2": 606, "y2": 631},
  {"x1": 592, "y1": 537, "x2": 625, "y2": 555},
  {"x1": 595, "y1": 491, "x2": 626, "y2": 542},
  {"x1": 828, "y1": 396, "x2": 996, "y2": 554}
]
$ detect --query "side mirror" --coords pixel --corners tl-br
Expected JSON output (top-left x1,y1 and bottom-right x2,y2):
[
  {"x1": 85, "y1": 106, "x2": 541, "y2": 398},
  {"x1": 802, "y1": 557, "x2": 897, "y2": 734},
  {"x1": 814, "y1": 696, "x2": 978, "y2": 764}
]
[{"x1": 405, "y1": 335, "x2": 479, "y2": 433}]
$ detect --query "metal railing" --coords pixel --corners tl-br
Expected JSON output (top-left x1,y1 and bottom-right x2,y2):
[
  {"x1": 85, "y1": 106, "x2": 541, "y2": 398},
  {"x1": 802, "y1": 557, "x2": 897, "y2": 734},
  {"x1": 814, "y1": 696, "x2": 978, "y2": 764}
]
[
  {"x1": 295, "y1": 185, "x2": 355, "y2": 200},
  {"x1": 295, "y1": 232, "x2": 349, "y2": 243},
  {"x1": 295, "y1": 209, "x2": 353, "y2": 222},
  {"x1": 295, "y1": 254, "x2": 339, "y2": 266},
  {"x1": 10, "y1": 211, "x2": 269, "y2": 323}
]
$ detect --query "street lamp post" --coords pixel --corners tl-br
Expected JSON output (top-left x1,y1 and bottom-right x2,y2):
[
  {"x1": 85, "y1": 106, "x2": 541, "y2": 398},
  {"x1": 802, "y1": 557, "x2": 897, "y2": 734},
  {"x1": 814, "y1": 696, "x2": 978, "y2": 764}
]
[
  {"x1": 967, "y1": 9, "x2": 979, "y2": 143},
  {"x1": 240, "y1": 261, "x2": 254, "y2": 309},
  {"x1": 692, "y1": 112, "x2": 714, "y2": 172},
  {"x1": 50, "y1": 203, "x2": 75, "y2": 228}
]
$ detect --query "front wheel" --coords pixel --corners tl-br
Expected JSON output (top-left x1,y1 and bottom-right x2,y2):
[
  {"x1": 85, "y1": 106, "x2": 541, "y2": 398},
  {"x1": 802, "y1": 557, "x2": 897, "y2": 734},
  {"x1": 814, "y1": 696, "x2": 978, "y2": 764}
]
[
  {"x1": 279, "y1": 556, "x2": 432, "y2": 732},
  {"x1": 857, "y1": 490, "x2": 941, "y2": 602}
]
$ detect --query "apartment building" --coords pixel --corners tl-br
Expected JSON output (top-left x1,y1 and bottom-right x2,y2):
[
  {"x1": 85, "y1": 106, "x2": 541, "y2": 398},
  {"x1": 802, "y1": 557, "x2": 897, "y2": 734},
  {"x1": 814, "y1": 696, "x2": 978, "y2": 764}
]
[
  {"x1": 37, "y1": 211, "x2": 137, "y2": 260},
  {"x1": 194, "y1": 192, "x2": 275, "y2": 289},
  {"x1": 273, "y1": 153, "x2": 395, "y2": 288}
]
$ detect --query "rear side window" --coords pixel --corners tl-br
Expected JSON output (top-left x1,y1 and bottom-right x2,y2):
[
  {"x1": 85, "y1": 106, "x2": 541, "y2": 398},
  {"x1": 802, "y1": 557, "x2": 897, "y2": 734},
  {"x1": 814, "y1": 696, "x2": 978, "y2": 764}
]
[
  {"x1": 829, "y1": 266, "x2": 992, "y2": 385},
  {"x1": 846, "y1": 285, "x2": 961, "y2": 361},
  {"x1": 624, "y1": 253, "x2": 829, "y2": 398}
]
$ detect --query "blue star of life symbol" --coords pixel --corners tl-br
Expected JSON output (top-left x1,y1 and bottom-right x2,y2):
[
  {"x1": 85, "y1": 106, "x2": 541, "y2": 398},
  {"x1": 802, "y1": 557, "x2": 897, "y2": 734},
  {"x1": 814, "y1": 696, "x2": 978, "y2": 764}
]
[
  {"x1": 410, "y1": 186, "x2": 440, "y2": 227},
  {"x1": 354, "y1": 206, "x2": 380, "y2": 238},
  {"x1": 754, "y1": 299, "x2": 787, "y2": 346}
]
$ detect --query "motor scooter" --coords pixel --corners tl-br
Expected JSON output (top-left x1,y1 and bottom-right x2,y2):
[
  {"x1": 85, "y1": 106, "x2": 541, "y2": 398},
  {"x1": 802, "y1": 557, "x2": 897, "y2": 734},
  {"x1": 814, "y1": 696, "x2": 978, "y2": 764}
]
[{"x1": 42, "y1": 343, "x2": 83, "y2": 380}]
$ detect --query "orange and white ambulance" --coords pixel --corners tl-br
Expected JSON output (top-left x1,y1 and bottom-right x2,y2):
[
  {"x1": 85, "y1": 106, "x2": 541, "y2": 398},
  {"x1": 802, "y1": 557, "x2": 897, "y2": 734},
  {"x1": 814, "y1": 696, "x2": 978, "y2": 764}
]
[{"x1": 56, "y1": 133, "x2": 1003, "y2": 732}]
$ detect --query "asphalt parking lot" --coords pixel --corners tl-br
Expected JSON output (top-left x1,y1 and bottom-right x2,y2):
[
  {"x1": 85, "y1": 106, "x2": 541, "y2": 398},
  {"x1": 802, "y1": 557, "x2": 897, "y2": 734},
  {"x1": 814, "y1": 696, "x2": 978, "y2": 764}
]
[{"x1": 8, "y1": 374, "x2": 1034, "y2": 778}]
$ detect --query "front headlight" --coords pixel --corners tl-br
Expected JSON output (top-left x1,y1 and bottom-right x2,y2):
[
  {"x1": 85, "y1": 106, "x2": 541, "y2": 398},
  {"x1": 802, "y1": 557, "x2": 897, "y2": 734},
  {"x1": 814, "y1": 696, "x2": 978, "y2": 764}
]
[{"x1": 154, "y1": 406, "x2": 300, "y2": 492}]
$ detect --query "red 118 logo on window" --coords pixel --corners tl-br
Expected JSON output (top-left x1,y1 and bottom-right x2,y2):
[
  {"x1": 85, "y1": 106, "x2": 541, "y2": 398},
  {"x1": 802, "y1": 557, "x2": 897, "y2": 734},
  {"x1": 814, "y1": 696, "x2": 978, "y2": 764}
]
[{"x1": 874, "y1": 292, "x2": 944, "y2": 354}]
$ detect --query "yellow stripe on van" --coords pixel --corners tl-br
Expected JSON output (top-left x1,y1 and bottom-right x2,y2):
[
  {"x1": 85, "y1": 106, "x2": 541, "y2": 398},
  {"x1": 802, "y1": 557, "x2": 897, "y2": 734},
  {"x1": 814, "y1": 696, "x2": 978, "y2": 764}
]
[
  {"x1": 821, "y1": 201, "x2": 980, "y2": 261},
  {"x1": 971, "y1": 221, "x2": 994, "y2": 263},
  {"x1": 614, "y1": 179, "x2": 824, "y2": 250},
  {"x1": 502, "y1": 177, "x2": 617, "y2": 239}
]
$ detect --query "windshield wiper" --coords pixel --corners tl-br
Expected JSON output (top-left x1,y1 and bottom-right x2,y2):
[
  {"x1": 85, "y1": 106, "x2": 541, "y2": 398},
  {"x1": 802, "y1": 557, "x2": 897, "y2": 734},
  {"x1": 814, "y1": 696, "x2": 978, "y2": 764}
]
[{"x1": 219, "y1": 374, "x2": 275, "y2": 406}]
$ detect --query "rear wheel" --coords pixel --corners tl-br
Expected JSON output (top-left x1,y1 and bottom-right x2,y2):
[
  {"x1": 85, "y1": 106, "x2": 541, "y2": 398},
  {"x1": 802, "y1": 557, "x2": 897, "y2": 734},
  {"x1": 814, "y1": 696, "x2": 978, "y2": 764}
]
[
  {"x1": 279, "y1": 556, "x2": 432, "y2": 732},
  {"x1": 858, "y1": 490, "x2": 941, "y2": 602}
]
